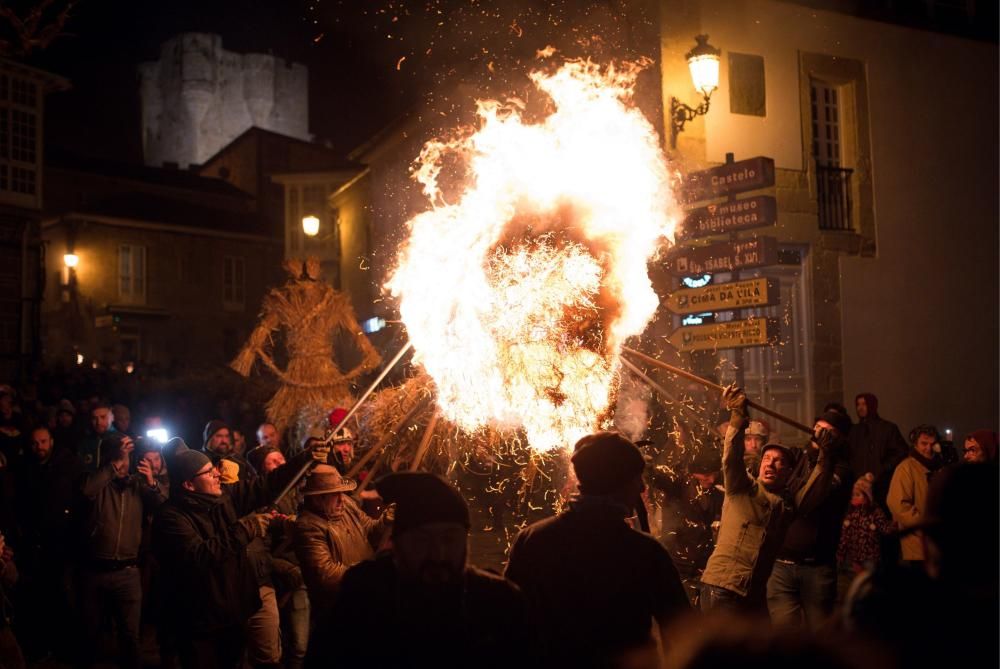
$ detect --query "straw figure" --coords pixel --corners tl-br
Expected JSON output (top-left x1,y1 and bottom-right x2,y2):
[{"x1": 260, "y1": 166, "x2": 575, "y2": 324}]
[{"x1": 230, "y1": 257, "x2": 382, "y2": 444}]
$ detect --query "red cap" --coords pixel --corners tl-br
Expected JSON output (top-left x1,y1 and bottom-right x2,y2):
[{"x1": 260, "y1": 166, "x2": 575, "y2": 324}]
[{"x1": 328, "y1": 408, "x2": 349, "y2": 429}]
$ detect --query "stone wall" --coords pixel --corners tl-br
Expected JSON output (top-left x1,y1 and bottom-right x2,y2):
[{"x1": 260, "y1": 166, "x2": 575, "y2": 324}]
[{"x1": 139, "y1": 33, "x2": 309, "y2": 169}]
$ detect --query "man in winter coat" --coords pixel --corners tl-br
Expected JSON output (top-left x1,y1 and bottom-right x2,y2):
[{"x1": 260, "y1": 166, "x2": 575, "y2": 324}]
[
  {"x1": 648, "y1": 448, "x2": 724, "y2": 604},
  {"x1": 14, "y1": 426, "x2": 83, "y2": 660},
  {"x1": 700, "y1": 386, "x2": 837, "y2": 612},
  {"x1": 308, "y1": 472, "x2": 535, "y2": 669},
  {"x1": 293, "y1": 465, "x2": 390, "y2": 619},
  {"x1": 78, "y1": 432, "x2": 166, "y2": 669},
  {"x1": 887, "y1": 424, "x2": 940, "y2": 562},
  {"x1": 202, "y1": 419, "x2": 256, "y2": 483},
  {"x1": 153, "y1": 437, "x2": 328, "y2": 669},
  {"x1": 506, "y1": 432, "x2": 690, "y2": 667},
  {"x1": 847, "y1": 393, "x2": 908, "y2": 507}
]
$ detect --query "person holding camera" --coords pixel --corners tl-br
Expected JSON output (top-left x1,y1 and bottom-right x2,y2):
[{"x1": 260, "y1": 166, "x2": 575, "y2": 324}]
[
  {"x1": 699, "y1": 385, "x2": 837, "y2": 613},
  {"x1": 78, "y1": 432, "x2": 166, "y2": 669},
  {"x1": 153, "y1": 437, "x2": 330, "y2": 669}
]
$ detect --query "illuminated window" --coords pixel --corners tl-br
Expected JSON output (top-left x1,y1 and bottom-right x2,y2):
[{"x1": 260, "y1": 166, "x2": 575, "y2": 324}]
[
  {"x1": 223, "y1": 256, "x2": 245, "y2": 310},
  {"x1": 119, "y1": 244, "x2": 146, "y2": 304}
]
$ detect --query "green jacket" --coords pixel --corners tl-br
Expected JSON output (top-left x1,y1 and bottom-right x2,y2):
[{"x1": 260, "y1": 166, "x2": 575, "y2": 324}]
[{"x1": 701, "y1": 421, "x2": 833, "y2": 601}]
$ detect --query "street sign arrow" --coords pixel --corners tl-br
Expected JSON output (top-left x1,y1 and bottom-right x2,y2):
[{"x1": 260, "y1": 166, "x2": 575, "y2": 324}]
[
  {"x1": 666, "y1": 236, "x2": 779, "y2": 277},
  {"x1": 677, "y1": 195, "x2": 777, "y2": 240},
  {"x1": 665, "y1": 277, "x2": 780, "y2": 315},
  {"x1": 668, "y1": 318, "x2": 780, "y2": 352},
  {"x1": 682, "y1": 156, "x2": 775, "y2": 203}
]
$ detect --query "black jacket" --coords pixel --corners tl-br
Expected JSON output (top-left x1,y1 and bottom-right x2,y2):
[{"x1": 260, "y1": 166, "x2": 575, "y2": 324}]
[
  {"x1": 14, "y1": 448, "x2": 84, "y2": 553},
  {"x1": 506, "y1": 497, "x2": 690, "y2": 666},
  {"x1": 848, "y1": 415, "x2": 908, "y2": 502},
  {"x1": 152, "y1": 450, "x2": 311, "y2": 633},
  {"x1": 777, "y1": 445, "x2": 853, "y2": 564},
  {"x1": 308, "y1": 555, "x2": 534, "y2": 669}
]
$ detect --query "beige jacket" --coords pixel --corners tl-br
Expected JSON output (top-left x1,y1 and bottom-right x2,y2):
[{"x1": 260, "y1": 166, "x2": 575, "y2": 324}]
[
  {"x1": 887, "y1": 455, "x2": 930, "y2": 561},
  {"x1": 293, "y1": 497, "x2": 387, "y2": 611},
  {"x1": 701, "y1": 422, "x2": 833, "y2": 600}
]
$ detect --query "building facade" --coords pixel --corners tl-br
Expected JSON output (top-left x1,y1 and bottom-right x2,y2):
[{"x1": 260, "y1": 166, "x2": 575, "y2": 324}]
[
  {"x1": 659, "y1": 0, "x2": 997, "y2": 439},
  {"x1": 40, "y1": 153, "x2": 282, "y2": 371},
  {"x1": 0, "y1": 59, "x2": 68, "y2": 382}
]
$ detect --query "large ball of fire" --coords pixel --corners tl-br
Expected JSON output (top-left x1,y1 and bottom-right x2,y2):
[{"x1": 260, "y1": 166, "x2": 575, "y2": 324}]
[{"x1": 389, "y1": 59, "x2": 676, "y2": 452}]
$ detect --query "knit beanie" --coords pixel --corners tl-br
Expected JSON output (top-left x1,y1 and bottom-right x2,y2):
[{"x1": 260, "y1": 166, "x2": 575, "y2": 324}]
[
  {"x1": 169, "y1": 448, "x2": 212, "y2": 485},
  {"x1": 571, "y1": 431, "x2": 646, "y2": 495},
  {"x1": 852, "y1": 473, "x2": 875, "y2": 502},
  {"x1": 247, "y1": 444, "x2": 280, "y2": 475},
  {"x1": 376, "y1": 472, "x2": 470, "y2": 537},
  {"x1": 202, "y1": 420, "x2": 230, "y2": 449},
  {"x1": 819, "y1": 409, "x2": 852, "y2": 437}
]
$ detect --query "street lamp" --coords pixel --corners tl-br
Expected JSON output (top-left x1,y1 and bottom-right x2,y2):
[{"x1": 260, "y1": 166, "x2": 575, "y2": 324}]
[
  {"x1": 63, "y1": 253, "x2": 79, "y2": 268},
  {"x1": 302, "y1": 215, "x2": 320, "y2": 237},
  {"x1": 670, "y1": 34, "x2": 721, "y2": 149}
]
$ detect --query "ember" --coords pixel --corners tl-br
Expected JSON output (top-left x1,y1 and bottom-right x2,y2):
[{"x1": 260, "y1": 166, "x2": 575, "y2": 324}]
[{"x1": 389, "y1": 58, "x2": 676, "y2": 451}]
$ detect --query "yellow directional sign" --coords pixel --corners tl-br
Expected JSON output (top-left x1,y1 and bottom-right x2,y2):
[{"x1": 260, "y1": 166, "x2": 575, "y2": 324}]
[
  {"x1": 668, "y1": 318, "x2": 779, "y2": 352},
  {"x1": 666, "y1": 278, "x2": 779, "y2": 315}
]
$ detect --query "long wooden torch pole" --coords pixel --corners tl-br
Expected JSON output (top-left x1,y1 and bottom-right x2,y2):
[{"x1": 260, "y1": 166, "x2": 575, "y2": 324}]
[
  {"x1": 621, "y1": 346, "x2": 814, "y2": 435},
  {"x1": 271, "y1": 340, "x2": 414, "y2": 507}
]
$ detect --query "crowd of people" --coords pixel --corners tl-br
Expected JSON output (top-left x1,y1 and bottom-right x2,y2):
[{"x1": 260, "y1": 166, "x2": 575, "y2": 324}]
[{"x1": 0, "y1": 381, "x2": 995, "y2": 669}]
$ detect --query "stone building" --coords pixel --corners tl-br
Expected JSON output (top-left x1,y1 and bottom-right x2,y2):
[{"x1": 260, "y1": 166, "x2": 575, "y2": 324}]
[
  {"x1": 41, "y1": 150, "x2": 282, "y2": 370},
  {"x1": 0, "y1": 59, "x2": 69, "y2": 382},
  {"x1": 659, "y1": 0, "x2": 997, "y2": 439},
  {"x1": 139, "y1": 33, "x2": 309, "y2": 169}
]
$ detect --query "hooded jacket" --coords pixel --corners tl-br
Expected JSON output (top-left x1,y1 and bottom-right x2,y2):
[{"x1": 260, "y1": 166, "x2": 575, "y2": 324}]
[
  {"x1": 847, "y1": 394, "x2": 908, "y2": 491},
  {"x1": 152, "y1": 448, "x2": 312, "y2": 632}
]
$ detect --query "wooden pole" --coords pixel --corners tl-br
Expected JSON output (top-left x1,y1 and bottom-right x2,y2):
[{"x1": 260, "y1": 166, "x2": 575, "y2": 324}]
[
  {"x1": 621, "y1": 347, "x2": 814, "y2": 435},
  {"x1": 620, "y1": 356, "x2": 719, "y2": 435},
  {"x1": 408, "y1": 408, "x2": 441, "y2": 472},
  {"x1": 270, "y1": 340, "x2": 413, "y2": 508},
  {"x1": 346, "y1": 396, "x2": 430, "y2": 480}
]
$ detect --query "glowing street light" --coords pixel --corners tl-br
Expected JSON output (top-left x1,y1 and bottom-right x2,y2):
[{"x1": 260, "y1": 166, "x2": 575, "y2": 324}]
[
  {"x1": 670, "y1": 34, "x2": 722, "y2": 148},
  {"x1": 302, "y1": 215, "x2": 320, "y2": 237},
  {"x1": 64, "y1": 253, "x2": 80, "y2": 268}
]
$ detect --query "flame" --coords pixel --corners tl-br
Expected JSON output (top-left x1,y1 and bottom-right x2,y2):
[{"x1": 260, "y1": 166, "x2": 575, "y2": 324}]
[{"x1": 389, "y1": 59, "x2": 676, "y2": 452}]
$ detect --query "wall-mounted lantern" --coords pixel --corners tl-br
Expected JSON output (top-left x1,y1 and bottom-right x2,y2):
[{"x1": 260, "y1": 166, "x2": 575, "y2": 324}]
[{"x1": 670, "y1": 34, "x2": 721, "y2": 149}]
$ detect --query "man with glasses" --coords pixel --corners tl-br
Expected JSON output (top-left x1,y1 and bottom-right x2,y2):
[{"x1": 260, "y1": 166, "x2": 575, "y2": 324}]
[{"x1": 154, "y1": 437, "x2": 329, "y2": 669}]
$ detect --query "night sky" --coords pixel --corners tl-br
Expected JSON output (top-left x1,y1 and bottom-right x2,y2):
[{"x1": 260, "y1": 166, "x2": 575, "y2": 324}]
[{"x1": 13, "y1": 0, "x2": 663, "y2": 164}]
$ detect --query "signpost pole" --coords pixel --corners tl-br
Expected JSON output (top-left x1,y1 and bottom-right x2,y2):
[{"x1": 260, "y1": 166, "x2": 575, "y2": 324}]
[{"x1": 723, "y1": 152, "x2": 747, "y2": 391}]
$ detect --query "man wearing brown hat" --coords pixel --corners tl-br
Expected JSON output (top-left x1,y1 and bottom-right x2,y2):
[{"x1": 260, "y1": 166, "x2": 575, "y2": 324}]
[
  {"x1": 505, "y1": 431, "x2": 689, "y2": 668},
  {"x1": 307, "y1": 472, "x2": 534, "y2": 669},
  {"x1": 293, "y1": 464, "x2": 391, "y2": 618},
  {"x1": 153, "y1": 437, "x2": 330, "y2": 669},
  {"x1": 700, "y1": 386, "x2": 837, "y2": 613}
]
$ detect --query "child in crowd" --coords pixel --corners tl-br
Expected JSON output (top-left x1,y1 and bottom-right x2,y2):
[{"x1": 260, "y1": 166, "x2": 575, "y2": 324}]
[{"x1": 837, "y1": 473, "x2": 896, "y2": 573}]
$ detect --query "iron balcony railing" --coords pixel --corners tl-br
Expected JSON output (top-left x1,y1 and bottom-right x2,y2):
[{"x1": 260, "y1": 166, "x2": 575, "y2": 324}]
[{"x1": 816, "y1": 164, "x2": 854, "y2": 232}]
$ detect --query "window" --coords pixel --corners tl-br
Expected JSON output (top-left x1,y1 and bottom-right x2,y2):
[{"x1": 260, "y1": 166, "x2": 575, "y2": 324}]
[
  {"x1": 0, "y1": 72, "x2": 39, "y2": 202},
  {"x1": 810, "y1": 80, "x2": 841, "y2": 167},
  {"x1": 223, "y1": 256, "x2": 245, "y2": 310},
  {"x1": 119, "y1": 244, "x2": 146, "y2": 303},
  {"x1": 810, "y1": 78, "x2": 853, "y2": 232},
  {"x1": 729, "y1": 53, "x2": 766, "y2": 117}
]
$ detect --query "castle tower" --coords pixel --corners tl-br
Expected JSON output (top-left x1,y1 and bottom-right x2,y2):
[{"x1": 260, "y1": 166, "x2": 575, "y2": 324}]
[{"x1": 138, "y1": 33, "x2": 310, "y2": 168}]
